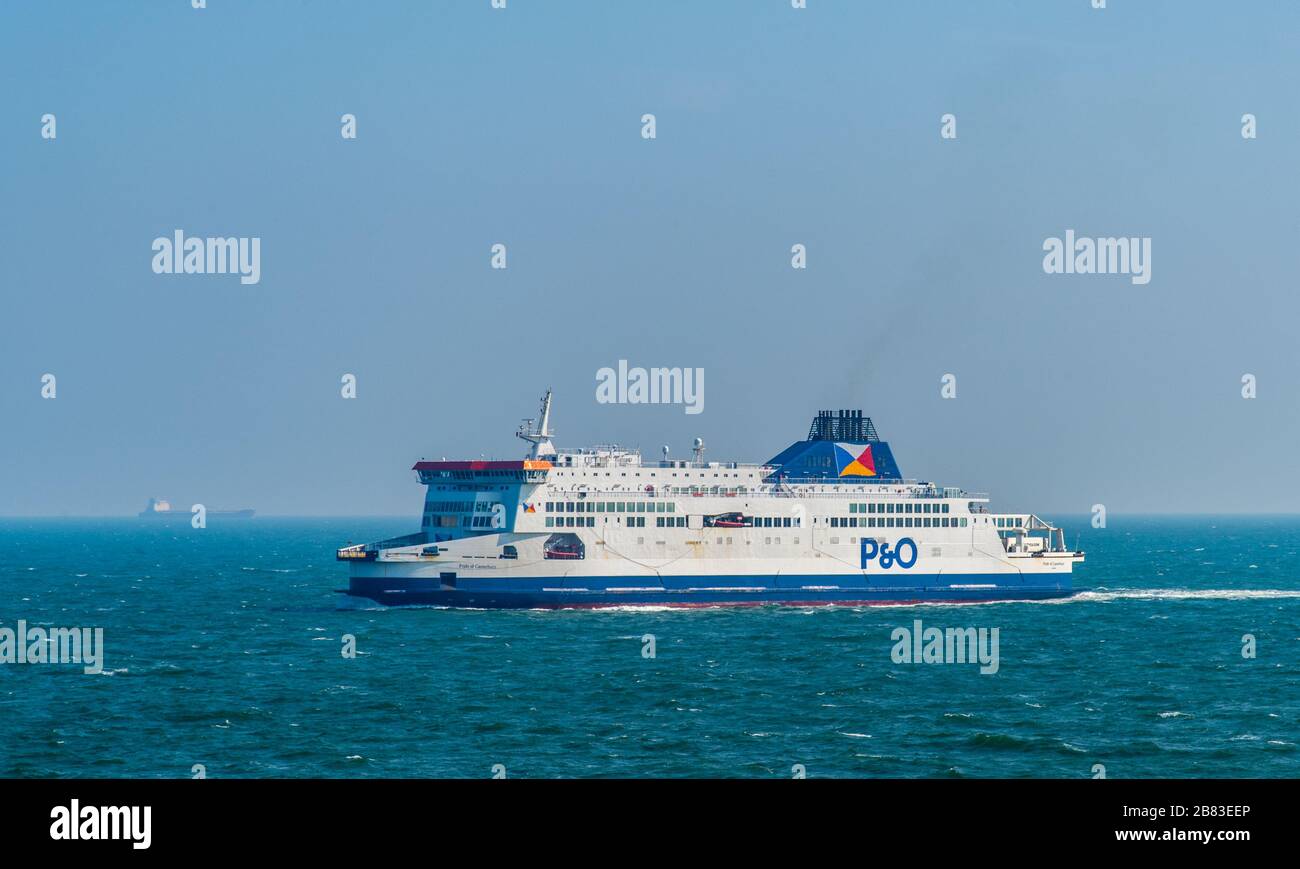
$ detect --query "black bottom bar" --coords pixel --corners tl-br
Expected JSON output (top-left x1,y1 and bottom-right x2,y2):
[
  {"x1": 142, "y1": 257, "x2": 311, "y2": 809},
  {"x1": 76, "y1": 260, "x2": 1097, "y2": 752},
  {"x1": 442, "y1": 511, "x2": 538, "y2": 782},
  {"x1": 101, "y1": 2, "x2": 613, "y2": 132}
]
[{"x1": 0, "y1": 778, "x2": 1287, "y2": 854}]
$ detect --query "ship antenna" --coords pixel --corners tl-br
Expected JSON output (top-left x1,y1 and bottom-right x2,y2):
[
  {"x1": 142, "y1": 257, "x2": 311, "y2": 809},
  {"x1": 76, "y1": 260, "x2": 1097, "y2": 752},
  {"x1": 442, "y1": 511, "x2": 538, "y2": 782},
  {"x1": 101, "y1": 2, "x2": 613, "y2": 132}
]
[
  {"x1": 538, "y1": 389, "x2": 553, "y2": 439},
  {"x1": 516, "y1": 388, "x2": 557, "y2": 459}
]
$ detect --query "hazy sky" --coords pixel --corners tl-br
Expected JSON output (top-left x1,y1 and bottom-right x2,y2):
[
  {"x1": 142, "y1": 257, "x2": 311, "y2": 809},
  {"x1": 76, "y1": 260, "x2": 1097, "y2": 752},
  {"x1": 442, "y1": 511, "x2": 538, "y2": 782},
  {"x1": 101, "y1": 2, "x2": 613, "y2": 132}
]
[{"x1": 3, "y1": 1, "x2": 1298, "y2": 516}]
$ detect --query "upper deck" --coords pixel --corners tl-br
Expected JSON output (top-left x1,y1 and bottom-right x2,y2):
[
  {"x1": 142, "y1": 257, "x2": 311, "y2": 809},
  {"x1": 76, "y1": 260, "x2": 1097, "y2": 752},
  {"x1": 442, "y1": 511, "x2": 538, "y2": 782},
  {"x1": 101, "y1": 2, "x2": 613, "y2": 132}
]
[{"x1": 414, "y1": 403, "x2": 982, "y2": 503}]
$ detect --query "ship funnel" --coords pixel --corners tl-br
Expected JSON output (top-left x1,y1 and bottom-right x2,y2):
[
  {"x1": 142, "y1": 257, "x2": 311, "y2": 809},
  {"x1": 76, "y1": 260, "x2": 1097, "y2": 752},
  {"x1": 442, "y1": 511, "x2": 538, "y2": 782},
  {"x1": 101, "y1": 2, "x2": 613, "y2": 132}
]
[
  {"x1": 764, "y1": 409, "x2": 901, "y2": 481},
  {"x1": 807, "y1": 409, "x2": 879, "y2": 442}
]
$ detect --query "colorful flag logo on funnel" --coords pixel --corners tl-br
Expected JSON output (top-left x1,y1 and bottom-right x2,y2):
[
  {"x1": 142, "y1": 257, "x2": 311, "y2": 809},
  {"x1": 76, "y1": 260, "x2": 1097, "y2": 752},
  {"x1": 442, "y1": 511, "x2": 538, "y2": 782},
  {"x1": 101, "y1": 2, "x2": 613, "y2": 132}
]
[{"x1": 834, "y1": 443, "x2": 877, "y2": 477}]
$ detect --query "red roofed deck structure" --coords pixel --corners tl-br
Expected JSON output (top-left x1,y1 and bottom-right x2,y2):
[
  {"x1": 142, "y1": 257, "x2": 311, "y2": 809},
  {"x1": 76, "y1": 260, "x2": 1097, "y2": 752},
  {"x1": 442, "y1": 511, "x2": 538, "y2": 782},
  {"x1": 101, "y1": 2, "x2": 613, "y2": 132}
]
[
  {"x1": 411, "y1": 460, "x2": 552, "y2": 471},
  {"x1": 413, "y1": 459, "x2": 552, "y2": 485}
]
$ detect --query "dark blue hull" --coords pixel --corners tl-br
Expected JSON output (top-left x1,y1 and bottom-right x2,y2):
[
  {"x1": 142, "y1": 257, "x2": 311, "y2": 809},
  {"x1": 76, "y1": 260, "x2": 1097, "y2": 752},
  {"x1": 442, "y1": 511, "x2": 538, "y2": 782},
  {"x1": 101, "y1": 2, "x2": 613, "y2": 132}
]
[{"x1": 345, "y1": 573, "x2": 1073, "y2": 609}]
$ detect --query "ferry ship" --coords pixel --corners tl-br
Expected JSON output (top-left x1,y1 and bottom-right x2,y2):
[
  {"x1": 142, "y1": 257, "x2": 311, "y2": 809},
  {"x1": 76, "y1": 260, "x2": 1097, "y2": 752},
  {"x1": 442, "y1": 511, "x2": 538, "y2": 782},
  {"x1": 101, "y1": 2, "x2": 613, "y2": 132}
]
[{"x1": 339, "y1": 392, "x2": 1083, "y2": 608}]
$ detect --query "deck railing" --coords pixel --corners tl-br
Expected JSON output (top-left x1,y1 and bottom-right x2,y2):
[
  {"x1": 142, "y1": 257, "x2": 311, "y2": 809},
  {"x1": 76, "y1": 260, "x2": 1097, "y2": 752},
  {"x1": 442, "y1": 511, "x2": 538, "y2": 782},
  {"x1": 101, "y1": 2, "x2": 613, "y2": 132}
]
[{"x1": 541, "y1": 487, "x2": 988, "y2": 501}]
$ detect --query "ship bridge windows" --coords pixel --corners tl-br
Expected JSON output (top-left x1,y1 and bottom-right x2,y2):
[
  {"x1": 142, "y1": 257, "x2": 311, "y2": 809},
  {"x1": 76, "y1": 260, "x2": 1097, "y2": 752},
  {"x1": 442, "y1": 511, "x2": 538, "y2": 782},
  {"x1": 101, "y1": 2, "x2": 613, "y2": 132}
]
[
  {"x1": 427, "y1": 500, "x2": 476, "y2": 512},
  {"x1": 425, "y1": 515, "x2": 460, "y2": 529}
]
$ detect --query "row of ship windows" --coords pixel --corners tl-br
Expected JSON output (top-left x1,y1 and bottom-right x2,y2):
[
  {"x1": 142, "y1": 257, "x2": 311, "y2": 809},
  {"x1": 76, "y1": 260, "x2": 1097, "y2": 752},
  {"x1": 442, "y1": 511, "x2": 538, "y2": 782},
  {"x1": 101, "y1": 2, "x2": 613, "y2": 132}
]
[
  {"x1": 553, "y1": 487, "x2": 762, "y2": 496},
  {"x1": 445, "y1": 470, "x2": 538, "y2": 480},
  {"x1": 552, "y1": 470, "x2": 757, "y2": 478},
  {"x1": 546, "y1": 501, "x2": 957, "y2": 515},
  {"x1": 548, "y1": 501, "x2": 677, "y2": 513},
  {"x1": 850, "y1": 502, "x2": 950, "y2": 514},
  {"x1": 831, "y1": 517, "x2": 968, "y2": 528},
  {"x1": 428, "y1": 502, "x2": 961, "y2": 519},
  {"x1": 546, "y1": 516, "x2": 654, "y2": 527},
  {"x1": 429, "y1": 512, "x2": 969, "y2": 530},
  {"x1": 423, "y1": 515, "x2": 499, "y2": 528},
  {"x1": 539, "y1": 515, "x2": 966, "y2": 530},
  {"x1": 543, "y1": 516, "x2": 804, "y2": 529}
]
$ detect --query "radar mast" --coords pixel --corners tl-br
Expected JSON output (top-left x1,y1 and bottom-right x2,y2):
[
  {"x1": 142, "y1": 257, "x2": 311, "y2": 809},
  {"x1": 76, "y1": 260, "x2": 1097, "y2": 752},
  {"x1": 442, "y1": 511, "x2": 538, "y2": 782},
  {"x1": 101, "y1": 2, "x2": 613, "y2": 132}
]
[{"x1": 516, "y1": 389, "x2": 557, "y2": 459}]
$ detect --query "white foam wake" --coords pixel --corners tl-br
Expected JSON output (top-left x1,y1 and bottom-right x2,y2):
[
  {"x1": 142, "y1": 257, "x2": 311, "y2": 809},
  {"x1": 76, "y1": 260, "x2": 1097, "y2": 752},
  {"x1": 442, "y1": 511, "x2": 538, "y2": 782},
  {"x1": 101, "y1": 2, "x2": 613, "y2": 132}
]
[{"x1": 1064, "y1": 588, "x2": 1300, "y2": 603}]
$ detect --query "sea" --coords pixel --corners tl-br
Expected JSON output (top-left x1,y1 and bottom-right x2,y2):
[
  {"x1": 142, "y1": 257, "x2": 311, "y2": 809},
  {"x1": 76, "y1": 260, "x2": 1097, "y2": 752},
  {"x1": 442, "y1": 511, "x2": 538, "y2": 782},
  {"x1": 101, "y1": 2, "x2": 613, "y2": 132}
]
[{"x1": 1, "y1": 516, "x2": 1296, "y2": 778}]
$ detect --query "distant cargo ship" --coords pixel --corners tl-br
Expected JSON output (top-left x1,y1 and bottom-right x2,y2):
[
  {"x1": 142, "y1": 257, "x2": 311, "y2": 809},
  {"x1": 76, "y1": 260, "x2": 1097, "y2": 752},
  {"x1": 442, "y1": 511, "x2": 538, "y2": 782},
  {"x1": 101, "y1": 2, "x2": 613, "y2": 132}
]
[{"x1": 137, "y1": 498, "x2": 254, "y2": 519}]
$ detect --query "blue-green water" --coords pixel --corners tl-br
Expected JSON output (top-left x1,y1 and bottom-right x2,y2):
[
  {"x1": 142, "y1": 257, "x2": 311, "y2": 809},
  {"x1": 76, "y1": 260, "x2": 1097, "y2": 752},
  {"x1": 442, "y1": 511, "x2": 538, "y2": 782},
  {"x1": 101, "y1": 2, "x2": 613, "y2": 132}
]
[{"x1": 1, "y1": 516, "x2": 1296, "y2": 778}]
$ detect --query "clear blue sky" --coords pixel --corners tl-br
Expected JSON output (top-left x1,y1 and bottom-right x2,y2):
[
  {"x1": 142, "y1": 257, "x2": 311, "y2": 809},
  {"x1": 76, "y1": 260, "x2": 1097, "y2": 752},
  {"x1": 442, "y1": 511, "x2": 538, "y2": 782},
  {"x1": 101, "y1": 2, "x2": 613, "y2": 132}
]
[{"x1": 2, "y1": 1, "x2": 1298, "y2": 516}]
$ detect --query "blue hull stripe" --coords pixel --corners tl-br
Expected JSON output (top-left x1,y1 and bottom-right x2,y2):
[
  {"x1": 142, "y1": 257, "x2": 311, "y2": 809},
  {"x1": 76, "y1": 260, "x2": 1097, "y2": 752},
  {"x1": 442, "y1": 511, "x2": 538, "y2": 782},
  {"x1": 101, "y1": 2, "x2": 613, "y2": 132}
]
[{"x1": 347, "y1": 572, "x2": 1072, "y2": 609}]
